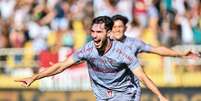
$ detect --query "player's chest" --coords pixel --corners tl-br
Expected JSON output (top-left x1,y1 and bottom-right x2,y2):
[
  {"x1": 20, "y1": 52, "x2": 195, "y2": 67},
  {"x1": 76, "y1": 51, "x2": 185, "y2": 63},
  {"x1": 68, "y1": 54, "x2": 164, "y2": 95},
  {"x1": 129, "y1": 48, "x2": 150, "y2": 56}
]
[{"x1": 88, "y1": 56, "x2": 126, "y2": 69}]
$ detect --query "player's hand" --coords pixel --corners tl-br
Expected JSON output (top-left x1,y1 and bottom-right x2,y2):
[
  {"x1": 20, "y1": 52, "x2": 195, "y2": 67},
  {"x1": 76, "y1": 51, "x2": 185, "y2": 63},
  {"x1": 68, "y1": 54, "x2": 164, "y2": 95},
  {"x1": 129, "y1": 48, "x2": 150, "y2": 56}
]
[
  {"x1": 15, "y1": 77, "x2": 35, "y2": 87},
  {"x1": 184, "y1": 50, "x2": 200, "y2": 60}
]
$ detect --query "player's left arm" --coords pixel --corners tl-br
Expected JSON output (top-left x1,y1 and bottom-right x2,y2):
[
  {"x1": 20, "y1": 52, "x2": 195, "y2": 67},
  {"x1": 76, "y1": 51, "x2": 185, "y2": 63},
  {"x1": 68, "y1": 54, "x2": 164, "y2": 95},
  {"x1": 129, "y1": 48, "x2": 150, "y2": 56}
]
[
  {"x1": 131, "y1": 67, "x2": 168, "y2": 101},
  {"x1": 149, "y1": 46, "x2": 200, "y2": 58},
  {"x1": 128, "y1": 54, "x2": 168, "y2": 100},
  {"x1": 135, "y1": 39, "x2": 200, "y2": 58}
]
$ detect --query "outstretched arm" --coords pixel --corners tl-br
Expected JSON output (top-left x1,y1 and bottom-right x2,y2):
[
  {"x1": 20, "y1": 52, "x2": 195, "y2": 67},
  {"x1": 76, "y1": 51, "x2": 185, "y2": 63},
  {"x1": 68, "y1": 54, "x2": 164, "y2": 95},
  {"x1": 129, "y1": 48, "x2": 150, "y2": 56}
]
[
  {"x1": 149, "y1": 46, "x2": 200, "y2": 58},
  {"x1": 132, "y1": 67, "x2": 168, "y2": 101},
  {"x1": 15, "y1": 55, "x2": 76, "y2": 87}
]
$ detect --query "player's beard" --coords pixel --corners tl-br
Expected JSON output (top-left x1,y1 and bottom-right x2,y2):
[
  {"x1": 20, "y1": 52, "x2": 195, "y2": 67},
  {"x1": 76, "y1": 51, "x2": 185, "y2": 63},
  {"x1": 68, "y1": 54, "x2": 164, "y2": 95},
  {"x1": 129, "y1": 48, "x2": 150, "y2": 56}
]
[
  {"x1": 96, "y1": 38, "x2": 111, "y2": 56},
  {"x1": 96, "y1": 38, "x2": 108, "y2": 51},
  {"x1": 94, "y1": 39, "x2": 101, "y2": 48}
]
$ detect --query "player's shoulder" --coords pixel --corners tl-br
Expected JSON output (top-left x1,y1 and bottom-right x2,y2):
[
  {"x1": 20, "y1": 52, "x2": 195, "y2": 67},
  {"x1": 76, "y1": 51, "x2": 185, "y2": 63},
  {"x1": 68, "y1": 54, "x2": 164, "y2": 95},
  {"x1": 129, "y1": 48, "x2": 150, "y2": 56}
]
[
  {"x1": 125, "y1": 37, "x2": 146, "y2": 47},
  {"x1": 113, "y1": 40, "x2": 133, "y2": 51},
  {"x1": 113, "y1": 40, "x2": 125, "y2": 46},
  {"x1": 76, "y1": 41, "x2": 94, "y2": 56},
  {"x1": 84, "y1": 41, "x2": 94, "y2": 48},
  {"x1": 78, "y1": 41, "x2": 94, "y2": 52},
  {"x1": 125, "y1": 37, "x2": 140, "y2": 43}
]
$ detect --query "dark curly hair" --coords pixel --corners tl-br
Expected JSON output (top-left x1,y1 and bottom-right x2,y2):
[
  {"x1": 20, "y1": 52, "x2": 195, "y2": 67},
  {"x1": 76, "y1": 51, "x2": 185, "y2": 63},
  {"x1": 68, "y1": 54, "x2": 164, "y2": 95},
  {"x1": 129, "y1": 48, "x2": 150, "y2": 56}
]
[
  {"x1": 112, "y1": 14, "x2": 129, "y2": 25},
  {"x1": 92, "y1": 16, "x2": 114, "y2": 32}
]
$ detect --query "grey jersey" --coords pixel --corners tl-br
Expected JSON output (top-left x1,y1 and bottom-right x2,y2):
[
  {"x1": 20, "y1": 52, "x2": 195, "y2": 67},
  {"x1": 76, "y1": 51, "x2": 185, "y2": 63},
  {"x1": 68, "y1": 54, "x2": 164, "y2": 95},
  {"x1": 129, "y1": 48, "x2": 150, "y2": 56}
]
[
  {"x1": 122, "y1": 37, "x2": 152, "y2": 57},
  {"x1": 120, "y1": 37, "x2": 152, "y2": 92},
  {"x1": 73, "y1": 40, "x2": 141, "y2": 100}
]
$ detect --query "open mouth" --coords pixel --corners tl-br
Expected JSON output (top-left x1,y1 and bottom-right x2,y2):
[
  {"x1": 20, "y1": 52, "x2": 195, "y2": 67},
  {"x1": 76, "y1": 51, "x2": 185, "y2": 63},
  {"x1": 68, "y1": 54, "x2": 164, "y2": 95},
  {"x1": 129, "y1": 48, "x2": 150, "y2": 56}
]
[
  {"x1": 94, "y1": 40, "x2": 101, "y2": 46},
  {"x1": 94, "y1": 40, "x2": 101, "y2": 43}
]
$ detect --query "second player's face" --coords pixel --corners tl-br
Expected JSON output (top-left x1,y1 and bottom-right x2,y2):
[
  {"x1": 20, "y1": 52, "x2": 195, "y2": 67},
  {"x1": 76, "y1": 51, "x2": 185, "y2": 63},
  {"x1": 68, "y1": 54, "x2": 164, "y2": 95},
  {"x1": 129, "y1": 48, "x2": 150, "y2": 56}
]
[
  {"x1": 112, "y1": 20, "x2": 126, "y2": 40},
  {"x1": 91, "y1": 23, "x2": 108, "y2": 49}
]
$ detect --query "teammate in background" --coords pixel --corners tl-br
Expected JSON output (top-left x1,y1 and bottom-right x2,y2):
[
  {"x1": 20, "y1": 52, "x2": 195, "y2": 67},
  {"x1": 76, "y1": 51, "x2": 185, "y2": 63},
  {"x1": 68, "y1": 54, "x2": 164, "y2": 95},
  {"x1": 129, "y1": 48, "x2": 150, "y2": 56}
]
[
  {"x1": 111, "y1": 14, "x2": 200, "y2": 58},
  {"x1": 15, "y1": 16, "x2": 168, "y2": 101},
  {"x1": 110, "y1": 14, "x2": 200, "y2": 101}
]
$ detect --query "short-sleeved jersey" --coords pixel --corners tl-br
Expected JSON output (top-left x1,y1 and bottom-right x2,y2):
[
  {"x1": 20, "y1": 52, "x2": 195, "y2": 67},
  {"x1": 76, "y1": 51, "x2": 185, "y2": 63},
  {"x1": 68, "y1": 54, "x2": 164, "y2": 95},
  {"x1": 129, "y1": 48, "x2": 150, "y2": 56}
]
[
  {"x1": 122, "y1": 37, "x2": 152, "y2": 57},
  {"x1": 73, "y1": 40, "x2": 141, "y2": 100},
  {"x1": 120, "y1": 37, "x2": 152, "y2": 92}
]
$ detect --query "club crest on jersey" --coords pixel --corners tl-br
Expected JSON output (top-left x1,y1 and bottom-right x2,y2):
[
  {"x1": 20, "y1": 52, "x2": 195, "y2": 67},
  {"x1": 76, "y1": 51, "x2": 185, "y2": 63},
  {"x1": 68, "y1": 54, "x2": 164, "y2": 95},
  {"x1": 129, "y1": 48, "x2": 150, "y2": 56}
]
[{"x1": 107, "y1": 90, "x2": 112, "y2": 97}]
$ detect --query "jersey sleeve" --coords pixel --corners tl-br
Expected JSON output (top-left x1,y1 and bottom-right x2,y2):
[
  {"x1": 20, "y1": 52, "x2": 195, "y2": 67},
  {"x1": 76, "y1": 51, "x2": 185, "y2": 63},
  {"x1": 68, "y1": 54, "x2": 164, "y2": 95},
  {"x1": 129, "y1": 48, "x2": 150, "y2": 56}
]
[
  {"x1": 135, "y1": 39, "x2": 152, "y2": 53},
  {"x1": 128, "y1": 56, "x2": 141, "y2": 70},
  {"x1": 72, "y1": 42, "x2": 92, "y2": 62}
]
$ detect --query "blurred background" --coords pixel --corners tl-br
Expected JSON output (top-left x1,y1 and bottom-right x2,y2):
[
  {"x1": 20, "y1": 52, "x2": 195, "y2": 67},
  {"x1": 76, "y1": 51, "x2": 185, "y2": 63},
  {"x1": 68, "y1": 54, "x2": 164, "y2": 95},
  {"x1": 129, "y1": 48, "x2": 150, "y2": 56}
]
[{"x1": 0, "y1": 0, "x2": 201, "y2": 101}]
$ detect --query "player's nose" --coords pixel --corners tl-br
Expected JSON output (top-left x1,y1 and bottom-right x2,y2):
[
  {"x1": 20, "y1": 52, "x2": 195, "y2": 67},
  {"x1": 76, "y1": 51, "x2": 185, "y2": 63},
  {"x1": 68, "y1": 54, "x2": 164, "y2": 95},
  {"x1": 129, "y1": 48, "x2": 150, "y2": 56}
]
[{"x1": 91, "y1": 32, "x2": 98, "y2": 39}]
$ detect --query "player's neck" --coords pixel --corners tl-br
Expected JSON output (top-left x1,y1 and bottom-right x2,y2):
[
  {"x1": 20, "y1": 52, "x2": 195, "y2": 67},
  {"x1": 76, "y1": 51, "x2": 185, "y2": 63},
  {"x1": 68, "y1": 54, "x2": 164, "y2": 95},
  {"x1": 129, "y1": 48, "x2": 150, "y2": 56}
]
[
  {"x1": 118, "y1": 35, "x2": 126, "y2": 42},
  {"x1": 98, "y1": 39, "x2": 112, "y2": 56}
]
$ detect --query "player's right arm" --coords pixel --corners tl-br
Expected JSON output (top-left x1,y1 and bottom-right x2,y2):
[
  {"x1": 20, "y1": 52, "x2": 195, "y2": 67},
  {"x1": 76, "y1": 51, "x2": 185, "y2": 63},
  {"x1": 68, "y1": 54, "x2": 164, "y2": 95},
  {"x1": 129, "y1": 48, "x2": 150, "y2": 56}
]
[
  {"x1": 15, "y1": 55, "x2": 76, "y2": 87},
  {"x1": 15, "y1": 41, "x2": 92, "y2": 87}
]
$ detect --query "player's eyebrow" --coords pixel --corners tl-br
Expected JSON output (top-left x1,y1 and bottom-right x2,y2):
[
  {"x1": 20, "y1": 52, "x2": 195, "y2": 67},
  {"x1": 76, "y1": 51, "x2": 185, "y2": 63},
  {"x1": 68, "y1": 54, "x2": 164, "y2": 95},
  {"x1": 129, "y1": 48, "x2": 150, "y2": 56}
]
[
  {"x1": 91, "y1": 29, "x2": 103, "y2": 33},
  {"x1": 91, "y1": 29, "x2": 95, "y2": 32}
]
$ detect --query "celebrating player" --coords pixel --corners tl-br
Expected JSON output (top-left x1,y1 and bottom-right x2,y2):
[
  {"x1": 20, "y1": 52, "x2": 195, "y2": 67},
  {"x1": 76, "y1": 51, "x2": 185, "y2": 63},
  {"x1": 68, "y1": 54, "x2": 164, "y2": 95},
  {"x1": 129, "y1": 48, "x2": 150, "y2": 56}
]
[{"x1": 15, "y1": 16, "x2": 168, "y2": 101}]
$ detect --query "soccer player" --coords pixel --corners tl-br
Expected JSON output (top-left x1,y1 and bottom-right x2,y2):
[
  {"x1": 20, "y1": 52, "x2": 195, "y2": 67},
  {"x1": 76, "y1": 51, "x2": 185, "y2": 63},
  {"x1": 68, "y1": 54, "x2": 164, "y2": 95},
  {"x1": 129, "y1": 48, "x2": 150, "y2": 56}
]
[
  {"x1": 111, "y1": 14, "x2": 200, "y2": 58},
  {"x1": 111, "y1": 14, "x2": 200, "y2": 101},
  {"x1": 15, "y1": 16, "x2": 168, "y2": 101}
]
